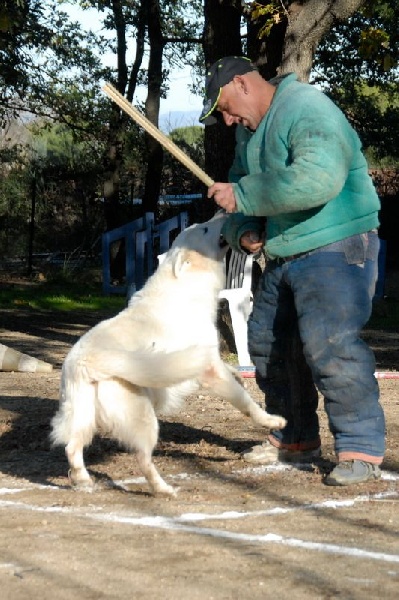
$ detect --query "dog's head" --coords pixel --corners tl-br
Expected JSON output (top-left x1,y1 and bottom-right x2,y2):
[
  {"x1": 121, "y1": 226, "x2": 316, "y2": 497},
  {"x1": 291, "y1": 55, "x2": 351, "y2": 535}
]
[
  {"x1": 170, "y1": 211, "x2": 229, "y2": 262},
  {"x1": 157, "y1": 211, "x2": 230, "y2": 287}
]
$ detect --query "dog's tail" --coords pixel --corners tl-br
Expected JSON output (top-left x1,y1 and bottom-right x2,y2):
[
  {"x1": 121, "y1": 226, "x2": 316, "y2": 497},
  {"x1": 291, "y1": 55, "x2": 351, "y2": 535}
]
[{"x1": 82, "y1": 345, "x2": 214, "y2": 388}]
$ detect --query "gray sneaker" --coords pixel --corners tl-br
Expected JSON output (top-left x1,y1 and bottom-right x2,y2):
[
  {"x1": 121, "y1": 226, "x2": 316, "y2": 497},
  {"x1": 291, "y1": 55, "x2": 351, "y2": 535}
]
[
  {"x1": 241, "y1": 440, "x2": 321, "y2": 464},
  {"x1": 325, "y1": 460, "x2": 381, "y2": 486}
]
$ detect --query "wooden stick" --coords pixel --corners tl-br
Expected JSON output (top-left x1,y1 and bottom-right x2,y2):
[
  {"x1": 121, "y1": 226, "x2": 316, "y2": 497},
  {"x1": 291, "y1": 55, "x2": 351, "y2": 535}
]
[{"x1": 102, "y1": 83, "x2": 214, "y2": 188}]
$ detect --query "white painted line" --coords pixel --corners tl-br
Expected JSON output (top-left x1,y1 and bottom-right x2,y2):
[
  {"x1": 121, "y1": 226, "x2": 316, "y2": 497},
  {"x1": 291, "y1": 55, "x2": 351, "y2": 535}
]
[
  {"x1": 1, "y1": 494, "x2": 399, "y2": 564},
  {"x1": 177, "y1": 491, "x2": 399, "y2": 522},
  {"x1": 0, "y1": 483, "x2": 59, "y2": 495}
]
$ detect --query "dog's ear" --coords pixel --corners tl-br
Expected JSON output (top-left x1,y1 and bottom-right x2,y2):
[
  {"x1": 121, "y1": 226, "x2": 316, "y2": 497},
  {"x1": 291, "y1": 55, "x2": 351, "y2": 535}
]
[{"x1": 172, "y1": 249, "x2": 192, "y2": 278}]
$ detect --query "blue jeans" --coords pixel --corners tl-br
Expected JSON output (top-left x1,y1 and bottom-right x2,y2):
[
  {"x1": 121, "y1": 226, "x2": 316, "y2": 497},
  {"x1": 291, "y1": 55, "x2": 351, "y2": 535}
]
[{"x1": 248, "y1": 231, "x2": 385, "y2": 462}]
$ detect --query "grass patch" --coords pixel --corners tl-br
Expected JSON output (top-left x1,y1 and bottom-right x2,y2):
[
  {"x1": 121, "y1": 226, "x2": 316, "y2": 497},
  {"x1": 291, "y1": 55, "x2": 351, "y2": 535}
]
[
  {"x1": 0, "y1": 280, "x2": 126, "y2": 313},
  {"x1": 1, "y1": 272, "x2": 398, "y2": 332}
]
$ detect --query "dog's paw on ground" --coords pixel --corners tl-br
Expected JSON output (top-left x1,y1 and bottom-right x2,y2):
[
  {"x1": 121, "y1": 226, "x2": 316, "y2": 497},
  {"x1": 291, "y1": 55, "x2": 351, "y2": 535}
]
[{"x1": 153, "y1": 483, "x2": 179, "y2": 498}]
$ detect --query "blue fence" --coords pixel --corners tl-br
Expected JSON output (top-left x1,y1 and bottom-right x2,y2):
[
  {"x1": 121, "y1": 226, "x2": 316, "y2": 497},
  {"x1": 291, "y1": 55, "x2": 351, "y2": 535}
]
[
  {"x1": 103, "y1": 218, "x2": 388, "y2": 300},
  {"x1": 102, "y1": 212, "x2": 189, "y2": 296},
  {"x1": 131, "y1": 194, "x2": 202, "y2": 206}
]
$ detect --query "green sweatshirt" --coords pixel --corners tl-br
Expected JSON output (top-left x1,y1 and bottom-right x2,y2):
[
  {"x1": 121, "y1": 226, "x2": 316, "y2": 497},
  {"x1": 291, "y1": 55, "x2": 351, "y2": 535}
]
[{"x1": 221, "y1": 73, "x2": 380, "y2": 258}]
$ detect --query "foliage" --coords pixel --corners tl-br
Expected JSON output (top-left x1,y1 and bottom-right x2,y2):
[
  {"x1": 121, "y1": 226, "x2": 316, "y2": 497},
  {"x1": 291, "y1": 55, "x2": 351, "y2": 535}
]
[
  {"x1": 0, "y1": 167, "x2": 31, "y2": 257},
  {"x1": 313, "y1": 0, "x2": 399, "y2": 159},
  {"x1": 161, "y1": 126, "x2": 205, "y2": 194},
  {"x1": 0, "y1": 1, "x2": 109, "y2": 132},
  {"x1": 246, "y1": 1, "x2": 285, "y2": 38},
  {"x1": 30, "y1": 122, "x2": 102, "y2": 172},
  {"x1": 0, "y1": 118, "x2": 107, "y2": 259},
  {"x1": 0, "y1": 0, "x2": 48, "y2": 92},
  {"x1": 0, "y1": 279, "x2": 125, "y2": 312},
  {"x1": 314, "y1": 2, "x2": 398, "y2": 89},
  {"x1": 170, "y1": 126, "x2": 204, "y2": 147}
]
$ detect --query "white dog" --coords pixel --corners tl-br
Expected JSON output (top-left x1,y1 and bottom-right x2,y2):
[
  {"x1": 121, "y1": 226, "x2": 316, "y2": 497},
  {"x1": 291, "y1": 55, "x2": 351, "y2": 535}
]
[{"x1": 51, "y1": 212, "x2": 286, "y2": 496}]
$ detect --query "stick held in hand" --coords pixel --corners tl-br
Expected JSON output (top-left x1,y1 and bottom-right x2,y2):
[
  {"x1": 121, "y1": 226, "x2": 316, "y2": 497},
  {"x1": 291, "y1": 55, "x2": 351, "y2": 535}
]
[{"x1": 102, "y1": 83, "x2": 214, "y2": 188}]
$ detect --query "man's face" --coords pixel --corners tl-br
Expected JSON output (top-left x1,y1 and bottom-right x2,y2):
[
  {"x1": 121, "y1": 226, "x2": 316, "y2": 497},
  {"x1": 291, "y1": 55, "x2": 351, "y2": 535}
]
[{"x1": 216, "y1": 75, "x2": 260, "y2": 131}]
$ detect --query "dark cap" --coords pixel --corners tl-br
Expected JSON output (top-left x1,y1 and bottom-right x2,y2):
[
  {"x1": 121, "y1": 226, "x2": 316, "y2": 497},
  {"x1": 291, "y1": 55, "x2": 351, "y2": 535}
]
[{"x1": 199, "y1": 56, "x2": 257, "y2": 125}]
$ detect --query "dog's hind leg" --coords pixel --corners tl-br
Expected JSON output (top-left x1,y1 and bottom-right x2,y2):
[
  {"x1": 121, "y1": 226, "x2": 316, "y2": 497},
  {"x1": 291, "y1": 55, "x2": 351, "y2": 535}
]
[
  {"x1": 66, "y1": 437, "x2": 95, "y2": 491},
  {"x1": 201, "y1": 362, "x2": 287, "y2": 430},
  {"x1": 130, "y1": 397, "x2": 177, "y2": 497},
  {"x1": 65, "y1": 383, "x2": 97, "y2": 492},
  {"x1": 55, "y1": 379, "x2": 97, "y2": 491},
  {"x1": 97, "y1": 382, "x2": 177, "y2": 497}
]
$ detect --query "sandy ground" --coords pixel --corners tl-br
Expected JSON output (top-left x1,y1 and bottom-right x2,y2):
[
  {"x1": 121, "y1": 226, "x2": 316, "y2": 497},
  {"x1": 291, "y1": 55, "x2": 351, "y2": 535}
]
[{"x1": 0, "y1": 301, "x2": 398, "y2": 600}]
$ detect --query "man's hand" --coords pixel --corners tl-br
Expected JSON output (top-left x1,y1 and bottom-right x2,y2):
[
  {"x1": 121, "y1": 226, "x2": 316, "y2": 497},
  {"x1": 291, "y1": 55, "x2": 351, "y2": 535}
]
[
  {"x1": 240, "y1": 231, "x2": 265, "y2": 253},
  {"x1": 207, "y1": 182, "x2": 237, "y2": 213}
]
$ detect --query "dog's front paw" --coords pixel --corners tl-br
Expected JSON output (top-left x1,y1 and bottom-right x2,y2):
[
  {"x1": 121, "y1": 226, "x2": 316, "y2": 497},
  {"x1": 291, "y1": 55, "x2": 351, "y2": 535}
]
[
  {"x1": 264, "y1": 414, "x2": 287, "y2": 430},
  {"x1": 251, "y1": 406, "x2": 287, "y2": 430}
]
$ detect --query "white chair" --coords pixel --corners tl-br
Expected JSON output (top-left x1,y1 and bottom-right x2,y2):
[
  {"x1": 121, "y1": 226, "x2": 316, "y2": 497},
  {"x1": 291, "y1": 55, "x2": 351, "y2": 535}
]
[
  {"x1": 158, "y1": 249, "x2": 254, "y2": 366},
  {"x1": 218, "y1": 250, "x2": 254, "y2": 366}
]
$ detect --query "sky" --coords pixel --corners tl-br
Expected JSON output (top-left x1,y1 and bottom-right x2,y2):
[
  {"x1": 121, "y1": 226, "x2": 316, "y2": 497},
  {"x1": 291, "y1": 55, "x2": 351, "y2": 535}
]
[{"x1": 62, "y1": 3, "x2": 204, "y2": 126}]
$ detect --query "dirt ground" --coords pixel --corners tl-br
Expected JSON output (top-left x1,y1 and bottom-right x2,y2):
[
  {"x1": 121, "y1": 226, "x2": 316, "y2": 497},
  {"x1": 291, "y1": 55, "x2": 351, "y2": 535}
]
[{"x1": 0, "y1": 275, "x2": 399, "y2": 600}]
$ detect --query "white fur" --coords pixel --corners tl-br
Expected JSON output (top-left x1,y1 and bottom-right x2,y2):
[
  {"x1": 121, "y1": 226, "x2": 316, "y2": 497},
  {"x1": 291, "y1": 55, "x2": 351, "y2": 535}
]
[{"x1": 51, "y1": 212, "x2": 286, "y2": 497}]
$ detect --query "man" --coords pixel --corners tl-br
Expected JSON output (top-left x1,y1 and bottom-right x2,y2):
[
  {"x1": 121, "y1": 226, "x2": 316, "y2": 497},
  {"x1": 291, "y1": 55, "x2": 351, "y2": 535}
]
[{"x1": 200, "y1": 56, "x2": 385, "y2": 486}]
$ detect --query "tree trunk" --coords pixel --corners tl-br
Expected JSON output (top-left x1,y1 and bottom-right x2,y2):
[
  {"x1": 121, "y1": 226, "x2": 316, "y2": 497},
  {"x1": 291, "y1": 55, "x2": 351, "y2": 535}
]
[
  {"x1": 246, "y1": 5, "x2": 287, "y2": 80},
  {"x1": 102, "y1": 0, "x2": 146, "y2": 232},
  {"x1": 246, "y1": 1, "x2": 366, "y2": 82},
  {"x1": 202, "y1": 0, "x2": 243, "y2": 204},
  {"x1": 142, "y1": 0, "x2": 164, "y2": 216},
  {"x1": 102, "y1": 0, "x2": 128, "y2": 232},
  {"x1": 280, "y1": 0, "x2": 366, "y2": 81},
  {"x1": 102, "y1": 1, "x2": 148, "y2": 279},
  {"x1": 103, "y1": 109, "x2": 124, "y2": 232}
]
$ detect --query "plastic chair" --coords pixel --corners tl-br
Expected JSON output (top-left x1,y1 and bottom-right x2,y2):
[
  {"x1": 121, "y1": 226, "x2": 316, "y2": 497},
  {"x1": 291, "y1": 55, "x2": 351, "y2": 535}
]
[
  {"x1": 218, "y1": 250, "x2": 254, "y2": 366},
  {"x1": 158, "y1": 249, "x2": 254, "y2": 366}
]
